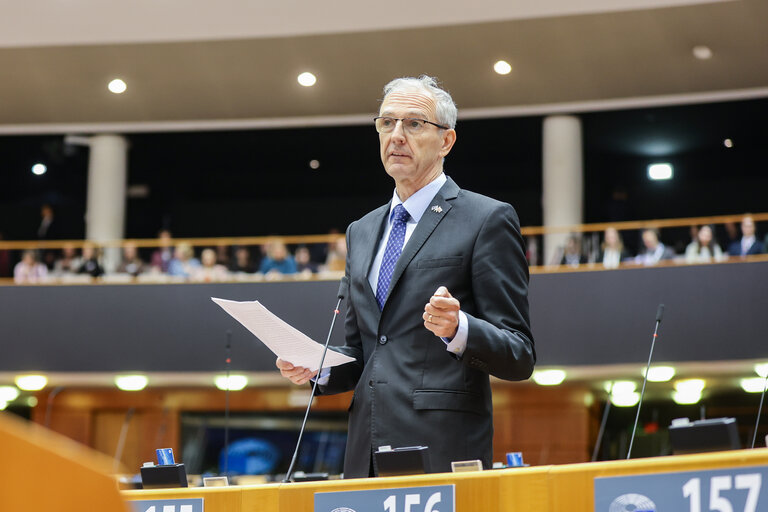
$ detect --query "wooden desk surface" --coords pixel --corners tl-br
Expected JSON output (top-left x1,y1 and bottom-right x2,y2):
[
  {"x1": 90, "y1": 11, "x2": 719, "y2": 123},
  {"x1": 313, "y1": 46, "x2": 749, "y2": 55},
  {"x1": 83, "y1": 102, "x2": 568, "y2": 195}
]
[{"x1": 122, "y1": 449, "x2": 768, "y2": 512}]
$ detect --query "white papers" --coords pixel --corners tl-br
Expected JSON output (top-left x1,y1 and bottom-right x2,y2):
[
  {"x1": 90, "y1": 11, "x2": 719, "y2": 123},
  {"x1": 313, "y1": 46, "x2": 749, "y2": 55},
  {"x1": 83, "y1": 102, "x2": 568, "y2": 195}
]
[{"x1": 211, "y1": 297, "x2": 354, "y2": 371}]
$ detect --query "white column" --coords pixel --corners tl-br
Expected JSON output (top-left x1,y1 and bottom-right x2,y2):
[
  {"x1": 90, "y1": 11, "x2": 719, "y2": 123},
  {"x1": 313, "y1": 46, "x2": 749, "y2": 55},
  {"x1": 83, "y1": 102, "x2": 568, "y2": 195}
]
[
  {"x1": 67, "y1": 134, "x2": 128, "y2": 272},
  {"x1": 542, "y1": 115, "x2": 583, "y2": 265}
]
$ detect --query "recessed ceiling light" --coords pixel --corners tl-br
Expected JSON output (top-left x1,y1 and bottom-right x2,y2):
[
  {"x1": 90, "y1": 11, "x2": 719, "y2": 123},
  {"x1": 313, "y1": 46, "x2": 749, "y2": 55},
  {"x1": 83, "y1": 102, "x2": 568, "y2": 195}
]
[
  {"x1": 643, "y1": 366, "x2": 676, "y2": 382},
  {"x1": 493, "y1": 60, "x2": 512, "y2": 75},
  {"x1": 309, "y1": 159, "x2": 320, "y2": 170},
  {"x1": 692, "y1": 45, "x2": 713, "y2": 60},
  {"x1": 0, "y1": 386, "x2": 20, "y2": 402},
  {"x1": 723, "y1": 138, "x2": 733, "y2": 148},
  {"x1": 31, "y1": 163, "x2": 47, "y2": 175},
  {"x1": 214, "y1": 374, "x2": 248, "y2": 391},
  {"x1": 741, "y1": 377, "x2": 768, "y2": 393},
  {"x1": 115, "y1": 374, "x2": 148, "y2": 391},
  {"x1": 532, "y1": 369, "x2": 566, "y2": 386},
  {"x1": 108, "y1": 78, "x2": 127, "y2": 94},
  {"x1": 648, "y1": 163, "x2": 673, "y2": 180},
  {"x1": 297, "y1": 72, "x2": 317, "y2": 87},
  {"x1": 15, "y1": 374, "x2": 48, "y2": 391}
]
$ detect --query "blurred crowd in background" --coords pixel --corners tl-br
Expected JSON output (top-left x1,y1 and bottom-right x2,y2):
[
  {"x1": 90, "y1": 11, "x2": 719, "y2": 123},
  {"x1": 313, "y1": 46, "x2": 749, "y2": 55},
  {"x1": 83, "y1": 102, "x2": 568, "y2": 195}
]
[{"x1": 0, "y1": 205, "x2": 764, "y2": 284}]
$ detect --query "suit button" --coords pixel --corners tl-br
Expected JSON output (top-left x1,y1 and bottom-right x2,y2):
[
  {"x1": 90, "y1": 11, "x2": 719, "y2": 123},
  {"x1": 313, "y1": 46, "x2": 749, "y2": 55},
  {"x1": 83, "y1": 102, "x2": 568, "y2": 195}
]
[
  {"x1": 368, "y1": 380, "x2": 374, "y2": 387},
  {"x1": 379, "y1": 335, "x2": 388, "y2": 345}
]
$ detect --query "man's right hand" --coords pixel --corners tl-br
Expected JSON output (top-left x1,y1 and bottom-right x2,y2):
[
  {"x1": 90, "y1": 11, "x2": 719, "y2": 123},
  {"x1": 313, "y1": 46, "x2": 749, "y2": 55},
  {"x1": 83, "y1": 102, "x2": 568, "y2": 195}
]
[{"x1": 276, "y1": 358, "x2": 318, "y2": 385}]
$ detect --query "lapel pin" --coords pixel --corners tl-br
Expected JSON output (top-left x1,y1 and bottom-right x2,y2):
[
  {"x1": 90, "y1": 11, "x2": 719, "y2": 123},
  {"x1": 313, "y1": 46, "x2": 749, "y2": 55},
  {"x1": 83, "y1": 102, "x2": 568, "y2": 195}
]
[{"x1": 430, "y1": 205, "x2": 443, "y2": 213}]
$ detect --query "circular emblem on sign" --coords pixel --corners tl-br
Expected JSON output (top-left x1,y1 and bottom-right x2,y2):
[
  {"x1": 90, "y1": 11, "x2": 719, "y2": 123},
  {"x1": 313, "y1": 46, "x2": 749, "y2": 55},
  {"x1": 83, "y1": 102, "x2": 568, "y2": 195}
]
[
  {"x1": 330, "y1": 508, "x2": 356, "y2": 512},
  {"x1": 608, "y1": 493, "x2": 657, "y2": 512}
]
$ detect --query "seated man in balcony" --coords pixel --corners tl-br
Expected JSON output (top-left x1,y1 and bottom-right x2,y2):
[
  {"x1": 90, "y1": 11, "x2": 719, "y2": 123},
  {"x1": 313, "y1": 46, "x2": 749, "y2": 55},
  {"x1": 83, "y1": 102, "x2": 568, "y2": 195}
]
[
  {"x1": 259, "y1": 241, "x2": 297, "y2": 277},
  {"x1": 14, "y1": 250, "x2": 48, "y2": 283},
  {"x1": 727, "y1": 215, "x2": 764, "y2": 257},
  {"x1": 635, "y1": 228, "x2": 675, "y2": 266}
]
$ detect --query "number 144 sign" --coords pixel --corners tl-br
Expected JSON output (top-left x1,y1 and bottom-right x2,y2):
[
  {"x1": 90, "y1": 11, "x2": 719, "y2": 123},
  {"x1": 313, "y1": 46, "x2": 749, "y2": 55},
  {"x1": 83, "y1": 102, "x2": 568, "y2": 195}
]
[{"x1": 594, "y1": 465, "x2": 766, "y2": 512}]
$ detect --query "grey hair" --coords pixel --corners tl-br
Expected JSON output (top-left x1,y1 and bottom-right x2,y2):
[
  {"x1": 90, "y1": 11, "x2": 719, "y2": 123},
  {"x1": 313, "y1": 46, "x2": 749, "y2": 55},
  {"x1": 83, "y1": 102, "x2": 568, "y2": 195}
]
[{"x1": 382, "y1": 75, "x2": 458, "y2": 129}]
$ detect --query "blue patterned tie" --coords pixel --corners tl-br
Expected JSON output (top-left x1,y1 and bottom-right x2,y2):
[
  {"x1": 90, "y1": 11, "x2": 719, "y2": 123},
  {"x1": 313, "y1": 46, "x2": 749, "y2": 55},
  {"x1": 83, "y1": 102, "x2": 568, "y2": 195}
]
[{"x1": 375, "y1": 204, "x2": 410, "y2": 310}]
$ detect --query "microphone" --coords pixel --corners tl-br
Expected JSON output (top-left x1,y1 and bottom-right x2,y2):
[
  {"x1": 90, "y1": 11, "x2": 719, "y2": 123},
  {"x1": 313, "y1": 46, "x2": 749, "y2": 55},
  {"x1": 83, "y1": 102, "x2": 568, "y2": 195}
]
[
  {"x1": 750, "y1": 374, "x2": 768, "y2": 449},
  {"x1": 627, "y1": 303, "x2": 665, "y2": 459},
  {"x1": 223, "y1": 329, "x2": 232, "y2": 477},
  {"x1": 283, "y1": 277, "x2": 349, "y2": 483}
]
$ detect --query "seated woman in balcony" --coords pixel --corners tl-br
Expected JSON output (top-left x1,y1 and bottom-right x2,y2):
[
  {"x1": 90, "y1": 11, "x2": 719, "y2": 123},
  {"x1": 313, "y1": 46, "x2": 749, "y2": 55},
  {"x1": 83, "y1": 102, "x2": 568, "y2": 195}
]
[
  {"x1": 685, "y1": 225, "x2": 725, "y2": 264},
  {"x1": 14, "y1": 250, "x2": 48, "y2": 283},
  {"x1": 599, "y1": 227, "x2": 631, "y2": 269},
  {"x1": 191, "y1": 248, "x2": 229, "y2": 282}
]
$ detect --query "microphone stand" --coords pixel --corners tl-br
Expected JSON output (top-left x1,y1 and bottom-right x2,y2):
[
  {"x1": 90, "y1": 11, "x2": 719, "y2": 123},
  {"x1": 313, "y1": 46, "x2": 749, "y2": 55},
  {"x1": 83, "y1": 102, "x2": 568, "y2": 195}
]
[
  {"x1": 224, "y1": 330, "x2": 232, "y2": 477},
  {"x1": 627, "y1": 304, "x2": 664, "y2": 460},
  {"x1": 751, "y1": 373, "x2": 768, "y2": 449},
  {"x1": 283, "y1": 279, "x2": 347, "y2": 483}
]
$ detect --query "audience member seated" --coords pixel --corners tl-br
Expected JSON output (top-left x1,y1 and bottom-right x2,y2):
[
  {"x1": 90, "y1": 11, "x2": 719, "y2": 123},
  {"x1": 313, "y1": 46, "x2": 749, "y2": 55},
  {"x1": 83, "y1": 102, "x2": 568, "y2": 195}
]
[
  {"x1": 116, "y1": 242, "x2": 146, "y2": 276},
  {"x1": 77, "y1": 244, "x2": 105, "y2": 277},
  {"x1": 325, "y1": 238, "x2": 347, "y2": 272},
  {"x1": 599, "y1": 227, "x2": 630, "y2": 269},
  {"x1": 635, "y1": 228, "x2": 675, "y2": 266},
  {"x1": 727, "y1": 215, "x2": 764, "y2": 257},
  {"x1": 229, "y1": 247, "x2": 258, "y2": 274},
  {"x1": 295, "y1": 246, "x2": 319, "y2": 276},
  {"x1": 150, "y1": 229, "x2": 174, "y2": 273},
  {"x1": 14, "y1": 250, "x2": 48, "y2": 283},
  {"x1": 53, "y1": 243, "x2": 82, "y2": 276},
  {"x1": 259, "y1": 241, "x2": 297, "y2": 277},
  {"x1": 560, "y1": 234, "x2": 586, "y2": 267},
  {"x1": 685, "y1": 225, "x2": 725, "y2": 263},
  {"x1": 168, "y1": 242, "x2": 201, "y2": 278},
  {"x1": 215, "y1": 243, "x2": 231, "y2": 268},
  {"x1": 191, "y1": 248, "x2": 229, "y2": 282}
]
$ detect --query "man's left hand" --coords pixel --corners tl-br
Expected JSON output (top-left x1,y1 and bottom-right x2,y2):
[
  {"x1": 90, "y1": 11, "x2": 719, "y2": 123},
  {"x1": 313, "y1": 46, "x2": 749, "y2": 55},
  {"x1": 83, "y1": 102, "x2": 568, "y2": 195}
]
[{"x1": 423, "y1": 286, "x2": 460, "y2": 339}]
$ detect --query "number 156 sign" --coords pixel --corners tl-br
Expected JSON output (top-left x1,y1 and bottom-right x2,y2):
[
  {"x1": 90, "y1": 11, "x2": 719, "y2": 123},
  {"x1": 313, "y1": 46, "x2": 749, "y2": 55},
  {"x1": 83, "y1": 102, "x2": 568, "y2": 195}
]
[{"x1": 315, "y1": 484, "x2": 454, "y2": 512}]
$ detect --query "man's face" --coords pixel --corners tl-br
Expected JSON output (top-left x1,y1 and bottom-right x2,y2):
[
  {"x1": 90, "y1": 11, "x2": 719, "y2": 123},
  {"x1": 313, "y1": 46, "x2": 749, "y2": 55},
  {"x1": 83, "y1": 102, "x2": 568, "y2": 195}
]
[
  {"x1": 378, "y1": 89, "x2": 456, "y2": 190},
  {"x1": 643, "y1": 231, "x2": 658, "y2": 249},
  {"x1": 742, "y1": 217, "x2": 755, "y2": 237}
]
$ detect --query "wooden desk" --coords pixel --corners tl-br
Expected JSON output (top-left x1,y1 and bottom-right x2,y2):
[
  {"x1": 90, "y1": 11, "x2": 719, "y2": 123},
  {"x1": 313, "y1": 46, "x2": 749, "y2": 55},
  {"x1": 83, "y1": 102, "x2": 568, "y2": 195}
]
[{"x1": 122, "y1": 449, "x2": 768, "y2": 512}]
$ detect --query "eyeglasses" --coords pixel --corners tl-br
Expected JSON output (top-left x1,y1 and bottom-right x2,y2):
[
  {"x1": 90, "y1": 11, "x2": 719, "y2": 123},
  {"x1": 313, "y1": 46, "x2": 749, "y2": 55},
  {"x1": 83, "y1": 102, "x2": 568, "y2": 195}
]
[{"x1": 374, "y1": 117, "x2": 449, "y2": 134}]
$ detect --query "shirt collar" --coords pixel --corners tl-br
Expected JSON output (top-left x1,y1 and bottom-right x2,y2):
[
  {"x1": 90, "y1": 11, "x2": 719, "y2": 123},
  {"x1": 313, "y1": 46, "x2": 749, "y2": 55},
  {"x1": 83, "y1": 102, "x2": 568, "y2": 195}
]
[{"x1": 389, "y1": 173, "x2": 447, "y2": 223}]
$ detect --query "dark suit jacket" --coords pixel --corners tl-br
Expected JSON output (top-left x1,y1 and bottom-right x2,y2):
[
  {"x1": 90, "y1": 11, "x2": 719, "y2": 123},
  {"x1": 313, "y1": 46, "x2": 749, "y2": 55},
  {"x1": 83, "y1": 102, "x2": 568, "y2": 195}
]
[
  {"x1": 727, "y1": 239, "x2": 765, "y2": 256},
  {"x1": 321, "y1": 177, "x2": 535, "y2": 478}
]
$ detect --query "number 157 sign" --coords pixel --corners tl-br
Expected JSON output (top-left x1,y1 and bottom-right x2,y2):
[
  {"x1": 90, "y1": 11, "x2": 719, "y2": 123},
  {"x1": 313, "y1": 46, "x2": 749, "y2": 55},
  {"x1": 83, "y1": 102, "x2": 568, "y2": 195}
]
[{"x1": 595, "y1": 465, "x2": 767, "y2": 512}]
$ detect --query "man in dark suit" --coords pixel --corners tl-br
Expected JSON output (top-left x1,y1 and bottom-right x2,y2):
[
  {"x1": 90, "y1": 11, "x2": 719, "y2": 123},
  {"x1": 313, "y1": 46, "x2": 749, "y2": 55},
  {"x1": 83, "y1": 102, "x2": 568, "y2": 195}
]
[
  {"x1": 727, "y1": 215, "x2": 765, "y2": 257},
  {"x1": 277, "y1": 76, "x2": 535, "y2": 478}
]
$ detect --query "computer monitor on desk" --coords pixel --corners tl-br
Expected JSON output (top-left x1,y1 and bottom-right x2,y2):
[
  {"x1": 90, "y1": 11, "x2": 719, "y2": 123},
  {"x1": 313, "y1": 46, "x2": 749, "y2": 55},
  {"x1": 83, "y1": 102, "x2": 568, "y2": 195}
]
[{"x1": 668, "y1": 417, "x2": 741, "y2": 455}]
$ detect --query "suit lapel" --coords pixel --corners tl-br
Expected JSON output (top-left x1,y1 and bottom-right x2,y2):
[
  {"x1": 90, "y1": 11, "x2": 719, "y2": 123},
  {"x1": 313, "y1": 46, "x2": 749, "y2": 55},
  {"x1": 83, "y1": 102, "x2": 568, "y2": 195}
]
[{"x1": 384, "y1": 178, "x2": 460, "y2": 306}]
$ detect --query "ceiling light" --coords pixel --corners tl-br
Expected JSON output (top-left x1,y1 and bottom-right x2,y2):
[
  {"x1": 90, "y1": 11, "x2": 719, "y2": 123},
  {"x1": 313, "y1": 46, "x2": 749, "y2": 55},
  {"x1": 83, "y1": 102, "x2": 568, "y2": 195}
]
[
  {"x1": 0, "y1": 401, "x2": 7, "y2": 411},
  {"x1": 15, "y1": 374, "x2": 48, "y2": 391},
  {"x1": 723, "y1": 138, "x2": 733, "y2": 148},
  {"x1": 672, "y1": 379, "x2": 705, "y2": 405},
  {"x1": 609, "y1": 381, "x2": 637, "y2": 394},
  {"x1": 755, "y1": 363, "x2": 768, "y2": 378},
  {"x1": 32, "y1": 163, "x2": 47, "y2": 176},
  {"x1": 493, "y1": 60, "x2": 512, "y2": 75},
  {"x1": 741, "y1": 377, "x2": 768, "y2": 394},
  {"x1": 309, "y1": 159, "x2": 320, "y2": 170},
  {"x1": 108, "y1": 78, "x2": 127, "y2": 94},
  {"x1": 692, "y1": 45, "x2": 713, "y2": 60},
  {"x1": 0, "y1": 386, "x2": 20, "y2": 402},
  {"x1": 648, "y1": 163, "x2": 673, "y2": 180},
  {"x1": 215, "y1": 374, "x2": 248, "y2": 391},
  {"x1": 643, "y1": 366, "x2": 676, "y2": 382},
  {"x1": 297, "y1": 72, "x2": 317, "y2": 87},
  {"x1": 611, "y1": 391, "x2": 640, "y2": 407},
  {"x1": 532, "y1": 369, "x2": 566, "y2": 386},
  {"x1": 115, "y1": 374, "x2": 148, "y2": 391}
]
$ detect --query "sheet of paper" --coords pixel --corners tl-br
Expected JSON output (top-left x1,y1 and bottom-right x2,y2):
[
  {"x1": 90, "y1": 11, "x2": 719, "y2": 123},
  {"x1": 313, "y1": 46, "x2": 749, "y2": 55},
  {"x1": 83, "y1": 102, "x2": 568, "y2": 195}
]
[{"x1": 211, "y1": 297, "x2": 354, "y2": 371}]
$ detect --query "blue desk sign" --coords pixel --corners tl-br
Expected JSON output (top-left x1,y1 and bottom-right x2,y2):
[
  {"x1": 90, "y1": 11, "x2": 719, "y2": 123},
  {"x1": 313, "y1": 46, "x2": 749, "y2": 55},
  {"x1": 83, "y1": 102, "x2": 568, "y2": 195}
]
[
  {"x1": 315, "y1": 484, "x2": 454, "y2": 512},
  {"x1": 594, "y1": 464, "x2": 767, "y2": 512},
  {"x1": 128, "y1": 498, "x2": 204, "y2": 512}
]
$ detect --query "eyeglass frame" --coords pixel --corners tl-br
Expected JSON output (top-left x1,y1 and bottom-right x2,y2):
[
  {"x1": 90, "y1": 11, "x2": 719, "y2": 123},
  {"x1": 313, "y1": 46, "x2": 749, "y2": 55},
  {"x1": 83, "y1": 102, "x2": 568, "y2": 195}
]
[{"x1": 373, "y1": 116, "x2": 450, "y2": 134}]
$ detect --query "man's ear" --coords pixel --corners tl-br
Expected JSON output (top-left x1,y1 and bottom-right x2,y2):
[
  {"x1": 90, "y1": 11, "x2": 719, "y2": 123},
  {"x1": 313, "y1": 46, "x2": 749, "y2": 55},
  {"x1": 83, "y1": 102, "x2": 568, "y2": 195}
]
[{"x1": 439, "y1": 129, "x2": 457, "y2": 157}]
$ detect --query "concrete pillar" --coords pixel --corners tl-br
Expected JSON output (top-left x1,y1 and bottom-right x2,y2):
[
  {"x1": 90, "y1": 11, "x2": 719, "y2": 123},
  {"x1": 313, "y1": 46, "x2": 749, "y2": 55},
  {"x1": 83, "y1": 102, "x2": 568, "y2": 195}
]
[
  {"x1": 66, "y1": 134, "x2": 128, "y2": 272},
  {"x1": 542, "y1": 115, "x2": 583, "y2": 265}
]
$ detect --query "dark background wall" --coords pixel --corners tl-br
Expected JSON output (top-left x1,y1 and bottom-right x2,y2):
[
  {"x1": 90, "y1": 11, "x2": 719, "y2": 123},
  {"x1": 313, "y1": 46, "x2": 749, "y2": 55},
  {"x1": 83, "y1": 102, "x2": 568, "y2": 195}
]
[{"x1": 1, "y1": 261, "x2": 765, "y2": 373}]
